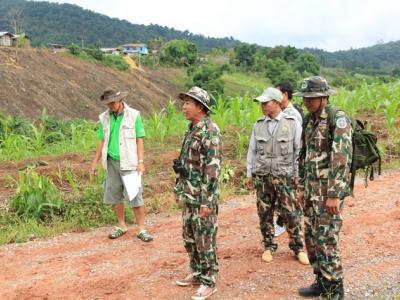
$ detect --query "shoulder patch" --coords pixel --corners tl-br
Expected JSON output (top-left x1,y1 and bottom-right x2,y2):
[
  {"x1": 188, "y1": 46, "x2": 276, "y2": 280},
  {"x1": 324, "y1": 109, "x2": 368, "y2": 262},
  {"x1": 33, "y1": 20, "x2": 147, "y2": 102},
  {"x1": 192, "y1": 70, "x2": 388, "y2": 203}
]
[{"x1": 336, "y1": 117, "x2": 348, "y2": 129}]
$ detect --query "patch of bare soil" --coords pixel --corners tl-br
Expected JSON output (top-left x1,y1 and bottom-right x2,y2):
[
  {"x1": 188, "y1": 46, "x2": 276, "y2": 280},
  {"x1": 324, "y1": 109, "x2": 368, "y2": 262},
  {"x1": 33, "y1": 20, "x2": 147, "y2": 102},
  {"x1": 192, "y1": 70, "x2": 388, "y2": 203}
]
[
  {"x1": 0, "y1": 47, "x2": 182, "y2": 120},
  {"x1": 0, "y1": 171, "x2": 399, "y2": 299}
]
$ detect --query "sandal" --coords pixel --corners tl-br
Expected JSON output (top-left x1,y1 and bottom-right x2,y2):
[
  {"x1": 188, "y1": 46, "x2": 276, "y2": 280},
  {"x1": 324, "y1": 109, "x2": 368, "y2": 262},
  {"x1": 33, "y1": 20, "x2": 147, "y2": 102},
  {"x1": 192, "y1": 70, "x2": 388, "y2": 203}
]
[
  {"x1": 108, "y1": 227, "x2": 127, "y2": 239},
  {"x1": 137, "y1": 230, "x2": 153, "y2": 242}
]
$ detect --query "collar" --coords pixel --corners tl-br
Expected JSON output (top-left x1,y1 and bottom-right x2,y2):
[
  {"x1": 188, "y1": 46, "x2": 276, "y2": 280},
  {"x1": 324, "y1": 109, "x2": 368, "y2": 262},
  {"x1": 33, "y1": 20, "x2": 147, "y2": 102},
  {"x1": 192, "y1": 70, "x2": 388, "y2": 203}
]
[
  {"x1": 311, "y1": 105, "x2": 328, "y2": 122},
  {"x1": 187, "y1": 116, "x2": 209, "y2": 132},
  {"x1": 264, "y1": 111, "x2": 283, "y2": 122},
  {"x1": 108, "y1": 101, "x2": 126, "y2": 118}
]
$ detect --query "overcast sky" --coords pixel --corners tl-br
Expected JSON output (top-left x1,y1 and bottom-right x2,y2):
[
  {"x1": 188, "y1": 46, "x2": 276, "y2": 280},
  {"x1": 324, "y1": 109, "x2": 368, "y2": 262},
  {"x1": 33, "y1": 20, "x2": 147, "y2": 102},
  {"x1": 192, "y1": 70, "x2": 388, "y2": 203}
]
[{"x1": 36, "y1": 0, "x2": 400, "y2": 52}]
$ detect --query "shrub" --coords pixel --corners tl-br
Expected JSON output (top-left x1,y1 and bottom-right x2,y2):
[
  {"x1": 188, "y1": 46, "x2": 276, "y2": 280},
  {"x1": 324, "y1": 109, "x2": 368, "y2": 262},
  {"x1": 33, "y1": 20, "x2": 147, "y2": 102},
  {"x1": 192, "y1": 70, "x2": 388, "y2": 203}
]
[
  {"x1": 11, "y1": 169, "x2": 64, "y2": 221},
  {"x1": 102, "y1": 55, "x2": 129, "y2": 71},
  {"x1": 67, "y1": 43, "x2": 81, "y2": 56}
]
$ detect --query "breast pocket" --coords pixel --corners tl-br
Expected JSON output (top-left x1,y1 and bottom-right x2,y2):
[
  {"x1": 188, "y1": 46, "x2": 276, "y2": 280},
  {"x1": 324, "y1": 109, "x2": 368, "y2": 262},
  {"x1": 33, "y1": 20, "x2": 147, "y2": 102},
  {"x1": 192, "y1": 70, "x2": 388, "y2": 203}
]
[
  {"x1": 255, "y1": 136, "x2": 269, "y2": 155},
  {"x1": 314, "y1": 128, "x2": 329, "y2": 152},
  {"x1": 123, "y1": 126, "x2": 136, "y2": 139},
  {"x1": 277, "y1": 137, "x2": 293, "y2": 155}
]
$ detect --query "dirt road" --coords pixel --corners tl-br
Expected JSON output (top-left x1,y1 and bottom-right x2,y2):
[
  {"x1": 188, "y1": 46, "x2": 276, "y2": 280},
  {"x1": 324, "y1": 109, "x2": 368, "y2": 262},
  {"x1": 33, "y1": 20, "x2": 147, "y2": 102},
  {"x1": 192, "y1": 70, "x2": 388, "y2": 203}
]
[{"x1": 0, "y1": 172, "x2": 399, "y2": 299}]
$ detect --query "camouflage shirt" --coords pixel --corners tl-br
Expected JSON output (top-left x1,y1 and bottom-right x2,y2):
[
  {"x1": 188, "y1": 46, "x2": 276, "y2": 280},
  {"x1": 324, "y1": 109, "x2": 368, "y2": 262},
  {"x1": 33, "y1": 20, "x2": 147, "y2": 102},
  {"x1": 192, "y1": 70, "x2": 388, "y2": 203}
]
[
  {"x1": 174, "y1": 116, "x2": 222, "y2": 208},
  {"x1": 299, "y1": 105, "x2": 353, "y2": 198}
]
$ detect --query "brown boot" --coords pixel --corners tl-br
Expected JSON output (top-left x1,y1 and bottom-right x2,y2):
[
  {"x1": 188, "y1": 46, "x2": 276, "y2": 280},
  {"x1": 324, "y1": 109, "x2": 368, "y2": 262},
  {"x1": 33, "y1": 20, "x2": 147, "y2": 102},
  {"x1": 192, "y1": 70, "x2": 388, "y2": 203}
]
[
  {"x1": 297, "y1": 251, "x2": 310, "y2": 265},
  {"x1": 191, "y1": 285, "x2": 217, "y2": 300},
  {"x1": 262, "y1": 250, "x2": 273, "y2": 262}
]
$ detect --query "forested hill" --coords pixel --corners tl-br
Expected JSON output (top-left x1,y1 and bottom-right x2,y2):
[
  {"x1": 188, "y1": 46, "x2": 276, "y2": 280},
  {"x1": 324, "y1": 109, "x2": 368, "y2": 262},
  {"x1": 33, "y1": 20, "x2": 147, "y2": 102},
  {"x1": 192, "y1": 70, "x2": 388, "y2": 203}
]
[
  {"x1": 306, "y1": 41, "x2": 400, "y2": 73},
  {"x1": 0, "y1": 0, "x2": 239, "y2": 51}
]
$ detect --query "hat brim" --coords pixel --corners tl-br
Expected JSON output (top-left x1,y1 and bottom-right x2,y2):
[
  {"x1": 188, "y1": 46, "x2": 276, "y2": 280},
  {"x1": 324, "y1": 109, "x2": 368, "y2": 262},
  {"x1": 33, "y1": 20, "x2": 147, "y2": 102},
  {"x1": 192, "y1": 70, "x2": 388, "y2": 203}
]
[
  {"x1": 179, "y1": 92, "x2": 211, "y2": 111},
  {"x1": 100, "y1": 91, "x2": 128, "y2": 104},
  {"x1": 253, "y1": 96, "x2": 280, "y2": 103},
  {"x1": 293, "y1": 89, "x2": 335, "y2": 98}
]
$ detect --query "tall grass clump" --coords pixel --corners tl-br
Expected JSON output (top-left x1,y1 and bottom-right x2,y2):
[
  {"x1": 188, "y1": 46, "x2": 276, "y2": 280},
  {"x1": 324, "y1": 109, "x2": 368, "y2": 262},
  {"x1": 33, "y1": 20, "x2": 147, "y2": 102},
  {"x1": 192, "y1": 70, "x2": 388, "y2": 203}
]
[{"x1": 10, "y1": 169, "x2": 64, "y2": 221}]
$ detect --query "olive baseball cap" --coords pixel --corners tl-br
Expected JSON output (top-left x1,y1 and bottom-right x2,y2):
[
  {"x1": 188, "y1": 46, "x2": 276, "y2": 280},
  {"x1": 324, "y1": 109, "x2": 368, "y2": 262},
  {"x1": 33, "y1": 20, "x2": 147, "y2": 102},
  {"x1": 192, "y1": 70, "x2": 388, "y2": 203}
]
[{"x1": 254, "y1": 87, "x2": 283, "y2": 103}]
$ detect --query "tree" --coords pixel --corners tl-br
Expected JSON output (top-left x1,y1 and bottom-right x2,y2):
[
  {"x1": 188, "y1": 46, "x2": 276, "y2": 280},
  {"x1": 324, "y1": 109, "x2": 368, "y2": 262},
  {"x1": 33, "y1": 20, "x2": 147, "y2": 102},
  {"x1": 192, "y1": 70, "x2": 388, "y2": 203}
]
[
  {"x1": 231, "y1": 43, "x2": 257, "y2": 71},
  {"x1": 8, "y1": 7, "x2": 25, "y2": 34},
  {"x1": 267, "y1": 46, "x2": 286, "y2": 60},
  {"x1": 294, "y1": 53, "x2": 320, "y2": 75},
  {"x1": 283, "y1": 46, "x2": 299, "y2": 62},
  {"x1": 147, "y1": 37, "x2": 164, "y2": 67},
  {"x1": 391, "y1": 67, "x2": 400, "y2": 77},
  {"x1": 187, "y1": 64, "x2": 225, "y2": 95},
  {"x1": 160, "y1": 39, "x2": 197, "y2": 66},
  {"x1": 265, "y1": 58, "x2": 300, "y2": 84}
]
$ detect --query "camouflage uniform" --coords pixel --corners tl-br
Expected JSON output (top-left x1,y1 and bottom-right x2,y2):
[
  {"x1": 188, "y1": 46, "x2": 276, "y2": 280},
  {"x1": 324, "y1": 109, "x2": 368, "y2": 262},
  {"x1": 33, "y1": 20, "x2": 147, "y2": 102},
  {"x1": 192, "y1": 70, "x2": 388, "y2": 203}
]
[
  {"x1": 253, "y1": 174, "x2": 304, "y2": 253},
  {"x1": 174, "y1": 87, "x2": 222, "y2": 288},
  {"x1": 296, "y1": 76, "x2": 352, "y2": 299}
]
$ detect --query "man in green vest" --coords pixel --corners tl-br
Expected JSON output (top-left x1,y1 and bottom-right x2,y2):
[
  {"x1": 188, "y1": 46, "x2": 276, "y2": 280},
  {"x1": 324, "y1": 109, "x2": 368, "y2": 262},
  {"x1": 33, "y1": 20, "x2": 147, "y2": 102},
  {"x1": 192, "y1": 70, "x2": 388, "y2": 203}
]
[{"x1": 90, "y1": 87, "x2": 153, "y2": 242}]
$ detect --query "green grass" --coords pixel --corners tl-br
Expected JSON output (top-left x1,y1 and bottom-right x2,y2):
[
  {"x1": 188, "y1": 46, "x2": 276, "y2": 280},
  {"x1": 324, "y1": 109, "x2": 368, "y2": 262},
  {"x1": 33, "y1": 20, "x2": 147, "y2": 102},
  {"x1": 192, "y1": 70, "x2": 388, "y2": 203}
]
[{"x1": 222, "y1": 72, "x2": 269, "y2": 97}]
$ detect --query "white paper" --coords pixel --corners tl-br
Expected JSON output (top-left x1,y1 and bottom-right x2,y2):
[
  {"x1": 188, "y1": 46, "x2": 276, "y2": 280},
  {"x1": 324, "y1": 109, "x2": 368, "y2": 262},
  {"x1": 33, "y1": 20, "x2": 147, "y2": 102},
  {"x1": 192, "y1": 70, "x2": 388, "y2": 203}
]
[{"x1": 122, "y1": 171, "x2": 142, "y2": 200}]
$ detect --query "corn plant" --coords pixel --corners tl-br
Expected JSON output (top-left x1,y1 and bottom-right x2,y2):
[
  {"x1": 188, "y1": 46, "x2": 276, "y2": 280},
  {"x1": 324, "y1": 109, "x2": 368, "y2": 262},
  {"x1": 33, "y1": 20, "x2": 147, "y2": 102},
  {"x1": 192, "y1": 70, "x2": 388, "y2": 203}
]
[
  {"x1": 236, "y1": 131, "x2": 249, "y2": 159},
  {"x1": 11, "y1": 169, "x2": 64, "y2": 221},
  {"x1": 212, "y1": 95, "x2": 230, "y2": 133}
]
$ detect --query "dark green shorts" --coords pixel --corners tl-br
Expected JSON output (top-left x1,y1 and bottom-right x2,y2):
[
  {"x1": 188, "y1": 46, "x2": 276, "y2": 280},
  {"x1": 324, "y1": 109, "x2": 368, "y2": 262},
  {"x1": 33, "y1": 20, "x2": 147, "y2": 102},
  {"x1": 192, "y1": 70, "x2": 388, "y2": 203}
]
[{"x1": 103, "y1": 157, "x2": 144, "y2": 208}]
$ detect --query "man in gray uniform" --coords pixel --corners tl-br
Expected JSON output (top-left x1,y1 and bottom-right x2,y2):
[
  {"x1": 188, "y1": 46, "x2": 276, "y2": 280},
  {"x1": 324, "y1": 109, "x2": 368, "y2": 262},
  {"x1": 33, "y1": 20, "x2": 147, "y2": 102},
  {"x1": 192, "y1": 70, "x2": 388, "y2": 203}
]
[{"x1": 246, "y1": 87, "x2": 309, "y2": 265}]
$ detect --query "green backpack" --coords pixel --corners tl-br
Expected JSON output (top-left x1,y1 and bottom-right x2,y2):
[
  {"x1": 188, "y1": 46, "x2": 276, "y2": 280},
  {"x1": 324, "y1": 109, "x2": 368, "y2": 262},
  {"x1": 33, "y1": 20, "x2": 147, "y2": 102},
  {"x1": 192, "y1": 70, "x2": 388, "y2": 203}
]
[{"x1": 303, "y1": 106, "x2": 381, "y2": 195}]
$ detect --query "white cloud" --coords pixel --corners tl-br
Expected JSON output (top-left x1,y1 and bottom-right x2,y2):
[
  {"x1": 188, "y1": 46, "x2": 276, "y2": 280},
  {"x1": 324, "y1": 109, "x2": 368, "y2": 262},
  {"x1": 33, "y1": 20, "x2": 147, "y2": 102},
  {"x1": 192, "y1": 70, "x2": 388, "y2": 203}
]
[{"x1": 34, "y1": 0, "x2": 400, "y2": 51}]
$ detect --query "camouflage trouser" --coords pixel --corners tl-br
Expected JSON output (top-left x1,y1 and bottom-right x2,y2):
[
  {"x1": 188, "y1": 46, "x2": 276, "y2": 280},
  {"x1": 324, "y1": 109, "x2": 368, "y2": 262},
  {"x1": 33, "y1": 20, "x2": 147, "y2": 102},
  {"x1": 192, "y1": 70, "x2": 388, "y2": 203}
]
[
  {"x1": 254, "y1": 175, "x2": 304, "y2": 253},
  {"x1": 182, "y1": 202, "x2": 218, "y2": 287},
  {"x1": 304, "y1": 179, "x2": 344, "y2": 282}
]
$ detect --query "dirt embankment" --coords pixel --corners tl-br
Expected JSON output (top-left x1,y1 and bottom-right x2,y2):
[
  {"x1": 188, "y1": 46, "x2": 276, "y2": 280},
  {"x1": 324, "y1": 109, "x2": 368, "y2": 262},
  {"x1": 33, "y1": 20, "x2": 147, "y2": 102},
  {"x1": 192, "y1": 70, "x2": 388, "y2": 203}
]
[
  {"x1": 0, "y1": 47, "x2": 183, "y2": 120},
  {"x1": 0, "y1": 171, "x2": 399, "y2": 299}
]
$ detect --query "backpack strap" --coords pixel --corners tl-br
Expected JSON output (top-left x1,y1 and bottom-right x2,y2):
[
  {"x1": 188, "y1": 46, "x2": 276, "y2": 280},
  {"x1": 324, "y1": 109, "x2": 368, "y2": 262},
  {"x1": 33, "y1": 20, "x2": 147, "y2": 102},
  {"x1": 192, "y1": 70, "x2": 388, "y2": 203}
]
[{"x1": 299, "y1": 112, "x2": 312, "y2": 161}]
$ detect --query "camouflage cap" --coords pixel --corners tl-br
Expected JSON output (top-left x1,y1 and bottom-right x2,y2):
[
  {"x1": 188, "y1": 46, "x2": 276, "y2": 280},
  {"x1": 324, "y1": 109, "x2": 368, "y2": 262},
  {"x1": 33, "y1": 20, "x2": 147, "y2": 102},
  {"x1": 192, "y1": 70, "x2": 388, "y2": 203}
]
[
  {"x1": 254, "y1": 87, "x2": 283, "y2": 103},
  {"x1": 179, "y1": 86, "x2": 211, "y2": 111},
  {"x1": 99, "y1": 88, "x2": 128, "y2": 104},
  {"x1": 294, "y1": 76, "x2": 335, "y2": 97}
]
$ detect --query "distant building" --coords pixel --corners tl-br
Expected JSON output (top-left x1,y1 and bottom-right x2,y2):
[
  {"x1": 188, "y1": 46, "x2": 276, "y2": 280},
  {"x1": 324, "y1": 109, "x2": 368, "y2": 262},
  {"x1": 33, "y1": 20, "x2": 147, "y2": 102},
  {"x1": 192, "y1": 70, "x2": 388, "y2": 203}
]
[
  {"x1": 0, "y1": 31, "x2": 31, "y2": 48},
  {"x1": 50, "y1": 43, "x2": 66, "y2": 52},
  {"x1": 100, "y1": 47, "x2": 121, "y2": 55},
  {"x1": 0, "y1": 32, "x2": 14, "y2": 47},
  {"x1": 121, "y1": 43, "x2": 148, "y2": 55}
]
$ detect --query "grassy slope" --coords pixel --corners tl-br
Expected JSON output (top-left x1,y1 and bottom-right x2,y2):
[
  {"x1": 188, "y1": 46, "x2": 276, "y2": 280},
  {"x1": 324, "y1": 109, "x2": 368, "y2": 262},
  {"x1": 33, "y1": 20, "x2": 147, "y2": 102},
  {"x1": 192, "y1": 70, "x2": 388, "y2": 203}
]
[{"x1": 223, "y1": 72, "x2": 269, "y2": 97}]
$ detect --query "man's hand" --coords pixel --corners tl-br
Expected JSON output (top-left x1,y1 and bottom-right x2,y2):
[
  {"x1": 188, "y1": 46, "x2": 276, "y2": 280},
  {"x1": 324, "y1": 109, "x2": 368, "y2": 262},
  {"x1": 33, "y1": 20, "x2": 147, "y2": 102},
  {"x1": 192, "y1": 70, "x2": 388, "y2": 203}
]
[
  {"x1": 326, "y1": 197, "x2": 340, "y2": 215},
  {"x1": 90, "y1": 165, "x2": 97, "y2": 176},
  {"x1": 137, "y1": 162, "x2": 145, "y2": 174},
  {"x1": 200, "y1": 205, "x2": 212, "y2": 218},
  {"x1": 246, "y1": 177, "x2": 254, "y2": 191}
]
